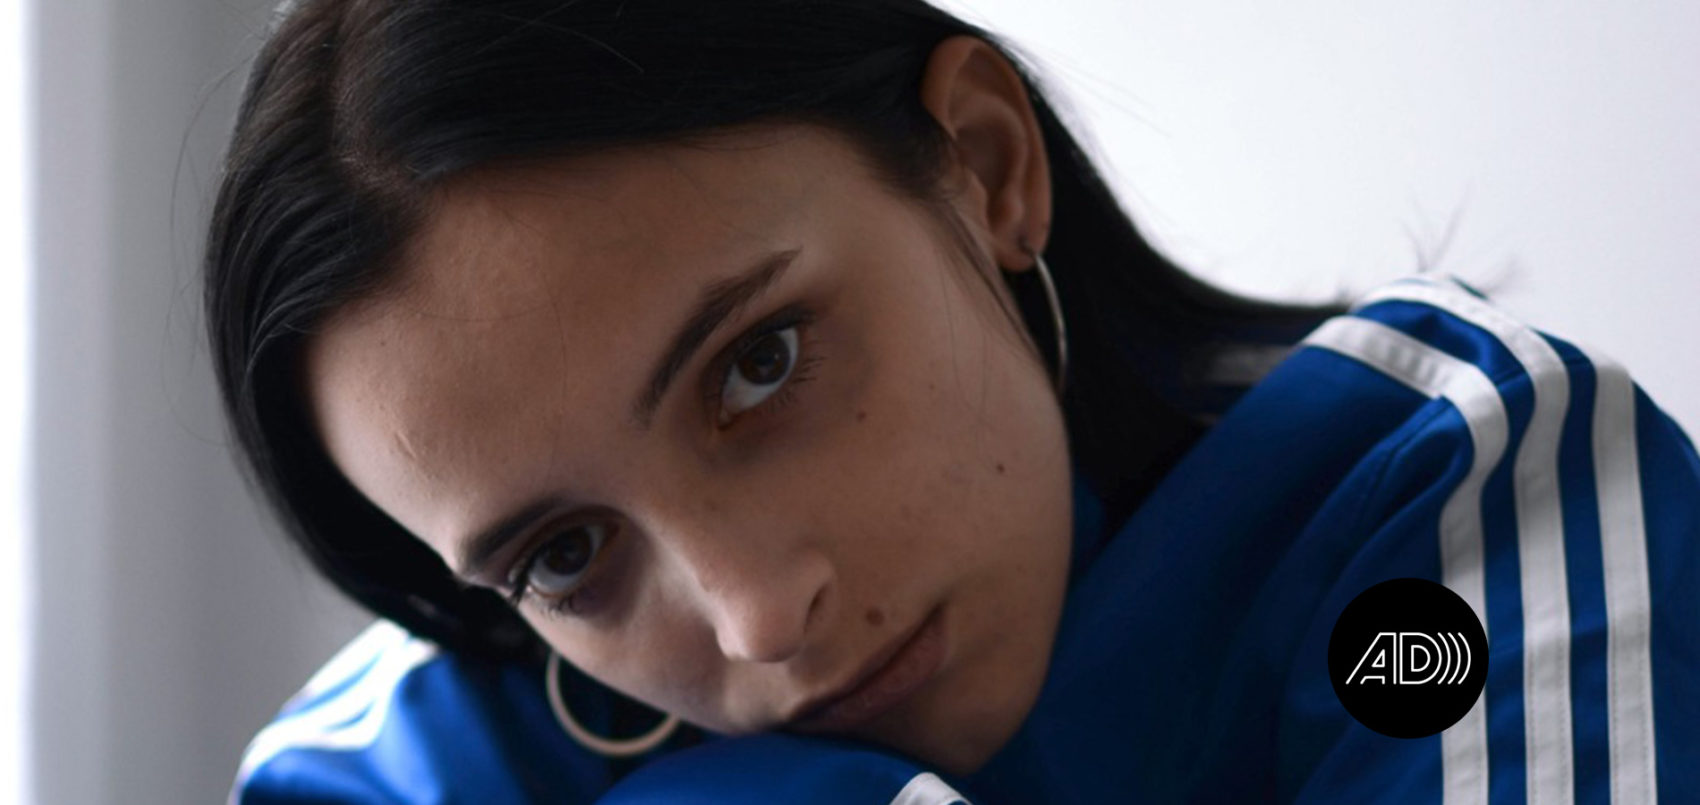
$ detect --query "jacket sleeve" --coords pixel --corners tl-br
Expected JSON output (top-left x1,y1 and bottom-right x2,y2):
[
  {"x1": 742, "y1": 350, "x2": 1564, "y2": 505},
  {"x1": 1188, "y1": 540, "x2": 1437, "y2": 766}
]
[
  {"x1": 594, "y1": 733, "x2": 972, "y2": 805},
  {"x1": 231, "y1": 622, "x2": 619, "y2": 805},
  {"x1": 1276, "y1": 275, "x2": 1700, "y2": 803},
  {"x1": 231, "y1": 626, "x2": 970, "y2": 805}
]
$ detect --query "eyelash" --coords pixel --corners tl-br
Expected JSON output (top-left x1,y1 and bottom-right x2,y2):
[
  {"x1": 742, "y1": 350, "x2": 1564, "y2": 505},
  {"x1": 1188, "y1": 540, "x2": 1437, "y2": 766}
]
[
  {"x1": 506, "y1": 305, "x2": 824, "y2": 617},
  {"x1": 702, "y1": 304, "x2": 822, "y2": 429},
  {"x1": 504, "y1": 522, "x2": 610, "y2": 617}
]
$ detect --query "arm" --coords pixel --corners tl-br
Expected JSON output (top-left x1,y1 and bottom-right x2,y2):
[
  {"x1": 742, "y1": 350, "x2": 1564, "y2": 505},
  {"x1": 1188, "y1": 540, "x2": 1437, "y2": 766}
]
[
  {"x1": 595, "y1": 733, "x2": 971, "y2": 805},
  {"x1": 1278, "y1": 276, "x2": 1700, "y2": 803},
  {"x1": 232, "y1": 623, "x2": 617, "y2": 805}
]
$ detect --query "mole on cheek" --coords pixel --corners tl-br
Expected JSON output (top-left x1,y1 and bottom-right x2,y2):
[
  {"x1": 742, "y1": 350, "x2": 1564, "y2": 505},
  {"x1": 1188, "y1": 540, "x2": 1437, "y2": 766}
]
[
  {"x1": 856, "y1": 409, "x2": 868, "y2": 423},
  {"x1": 864, "y1": 607, "x2": 886, "y2": 627}
]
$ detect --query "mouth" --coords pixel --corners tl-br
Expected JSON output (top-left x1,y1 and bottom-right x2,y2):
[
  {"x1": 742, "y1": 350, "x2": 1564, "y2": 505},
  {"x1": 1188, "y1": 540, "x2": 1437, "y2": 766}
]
[{"x1": 787, "y1": 605, "x2": 948, "y2": 734}]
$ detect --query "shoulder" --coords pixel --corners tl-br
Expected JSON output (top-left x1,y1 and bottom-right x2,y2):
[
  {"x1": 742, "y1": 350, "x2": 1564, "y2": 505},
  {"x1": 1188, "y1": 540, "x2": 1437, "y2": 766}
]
[
  {"x1": 1207, "y1": 272, "x2": 1697, "y2": 540},
  {"x1": 231, "y1": 621, "x2": 610, "y2": 805},
  {"x1": 1280, "y1": 273, "x2": 1699, "y2": 624},
  {"x1": 1256, "y1": 274, "x2": 1700, "y2": 803},
  {"x1": 970, "y1": 274, "x2": 1698, "y2": 802},
  {"x1": 233, "y1": 621, "x2": 437, "y2": 798},
  {"x1": 1108, "y1": 274, "x2": 1581, "y2": 565}
]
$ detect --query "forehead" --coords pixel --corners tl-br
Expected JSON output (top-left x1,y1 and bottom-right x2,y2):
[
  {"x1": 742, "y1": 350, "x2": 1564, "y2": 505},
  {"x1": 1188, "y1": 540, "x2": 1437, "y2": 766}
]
[
  {"x1": 402, "y1": 125, "x2": 841, "y2": 311},
  {"x1": 301, "y1": 124, "x2": 878, "y2": 548}
]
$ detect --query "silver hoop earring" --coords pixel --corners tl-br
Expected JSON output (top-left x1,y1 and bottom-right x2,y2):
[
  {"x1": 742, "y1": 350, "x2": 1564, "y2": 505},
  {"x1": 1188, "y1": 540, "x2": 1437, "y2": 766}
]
[
  {"x1": 1028, "y1": 250, "x2": 1069, "y2": 395},
  {"x1": 545, "y1": 653, "x2": 680, "y2": 758}
]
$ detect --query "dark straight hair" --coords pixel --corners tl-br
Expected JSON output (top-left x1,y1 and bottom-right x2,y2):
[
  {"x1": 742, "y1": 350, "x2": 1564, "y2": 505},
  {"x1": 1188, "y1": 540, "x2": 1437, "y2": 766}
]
[{"x1": 205, "y1": 0, "x2": 1343, "y2": 658}]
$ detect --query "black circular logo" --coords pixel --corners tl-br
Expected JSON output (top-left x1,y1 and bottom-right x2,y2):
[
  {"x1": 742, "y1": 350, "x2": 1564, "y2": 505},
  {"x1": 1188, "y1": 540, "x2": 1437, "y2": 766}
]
[{"x1": 1327, "y1": 578, "x2": 1488, "y2": 738}]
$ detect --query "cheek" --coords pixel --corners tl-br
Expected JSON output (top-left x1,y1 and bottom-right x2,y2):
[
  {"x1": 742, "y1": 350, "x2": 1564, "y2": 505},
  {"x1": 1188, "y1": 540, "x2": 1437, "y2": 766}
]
[
  {"x1": 818, "y1": 362, "x2": 1056, "y2": 594},
  {"x1": 528, "y1": 596, "x2": 723, "y2": 718}
]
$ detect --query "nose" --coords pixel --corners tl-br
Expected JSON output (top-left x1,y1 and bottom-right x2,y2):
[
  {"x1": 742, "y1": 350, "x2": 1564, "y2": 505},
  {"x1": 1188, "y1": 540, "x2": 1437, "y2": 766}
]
[{"x1": 670, "y1": 526, "x2": 834, "y2": 664}]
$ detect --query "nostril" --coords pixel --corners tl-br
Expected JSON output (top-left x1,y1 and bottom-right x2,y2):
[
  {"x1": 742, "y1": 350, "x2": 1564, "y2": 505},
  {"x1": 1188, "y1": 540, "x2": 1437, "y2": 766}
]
[{"x1": 806, "y1": 584, "x2": 828, "y2": 629}]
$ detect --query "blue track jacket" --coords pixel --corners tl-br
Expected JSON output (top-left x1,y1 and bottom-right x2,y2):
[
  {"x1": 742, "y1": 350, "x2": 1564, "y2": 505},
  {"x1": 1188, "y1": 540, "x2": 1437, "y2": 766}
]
[{"x1": 233, "y1": 274, "x2": 1700, "y2": 803}]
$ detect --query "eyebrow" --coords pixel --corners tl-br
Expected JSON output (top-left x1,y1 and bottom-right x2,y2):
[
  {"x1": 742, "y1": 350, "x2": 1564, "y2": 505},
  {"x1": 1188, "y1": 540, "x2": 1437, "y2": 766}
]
[
  {"x1": 457, "y1": 498, "x2": 562, "y2": 582},
  {"x1": 631, "y1": 246, "x2": 802, "y2": 429},
  {"x1": 454, "y1": 246, "x2": 802, "y2": 580}
]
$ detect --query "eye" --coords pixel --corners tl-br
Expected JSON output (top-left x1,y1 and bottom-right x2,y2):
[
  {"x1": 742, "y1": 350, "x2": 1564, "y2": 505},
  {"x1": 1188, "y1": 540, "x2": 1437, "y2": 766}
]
[
  {"x1": 718, "y1": 325, "x2": 799, "y2": 424},
  {"x1": 511, "y1": 522, "x2": 611, "y2": 609}
]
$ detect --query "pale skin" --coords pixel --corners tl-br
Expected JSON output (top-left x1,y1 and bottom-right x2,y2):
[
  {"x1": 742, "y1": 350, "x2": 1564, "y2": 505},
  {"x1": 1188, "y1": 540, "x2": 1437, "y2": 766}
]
[{"x1": 304, "y1": 36, "x2": 1073, "y2": 775}]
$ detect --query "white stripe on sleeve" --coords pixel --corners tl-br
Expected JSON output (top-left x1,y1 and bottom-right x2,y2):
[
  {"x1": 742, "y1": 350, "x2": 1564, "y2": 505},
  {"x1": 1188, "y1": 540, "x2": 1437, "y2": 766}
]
[
  {"x1": 1358, "y1": 276, "x2": 1576, "y2": 805},
  {"x1": 1302, "y1": 315, "x2": 1502, "y2": 805},
  {"x1": 292, "y1": 620, "x2": 408, "y2": 705},
  {"x1": 888, "y1": 772, "x2": 971, "y2": 805},
  {"x1": 1574, "y1": 343, "x2": 1659, "y2": 805},
  {"x1": 231, "y1": 632, "x2": 439, "y2": 799}
]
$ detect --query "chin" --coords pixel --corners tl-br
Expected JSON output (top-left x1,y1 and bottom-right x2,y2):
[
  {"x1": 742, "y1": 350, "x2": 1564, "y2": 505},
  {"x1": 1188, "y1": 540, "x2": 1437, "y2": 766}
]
[
  {"x1": 916, "y1": 737, "x2": 1004, "y2": 778},
  {"x1": 871, "y1": 672, "x2": 1043, "y2": 777},
  {"x1": 876, "y1": 717, "x2": 1013, "y2": 778}
]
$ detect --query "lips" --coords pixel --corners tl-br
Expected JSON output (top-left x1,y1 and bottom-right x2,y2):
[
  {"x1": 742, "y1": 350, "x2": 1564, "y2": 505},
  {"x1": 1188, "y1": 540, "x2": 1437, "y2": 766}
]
[{"x1": 788, "y1": 606, "x2": 947, "y2": 734}]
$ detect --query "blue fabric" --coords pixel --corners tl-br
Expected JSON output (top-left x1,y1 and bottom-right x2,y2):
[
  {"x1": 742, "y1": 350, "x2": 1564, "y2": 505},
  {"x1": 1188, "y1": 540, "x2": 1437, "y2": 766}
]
[
  {"x1": 597, "y1": 733, "x2": 964, "y2": 805},
  {"x1": 234, "y1": 275, "x2": 1700, "y2": 803}
]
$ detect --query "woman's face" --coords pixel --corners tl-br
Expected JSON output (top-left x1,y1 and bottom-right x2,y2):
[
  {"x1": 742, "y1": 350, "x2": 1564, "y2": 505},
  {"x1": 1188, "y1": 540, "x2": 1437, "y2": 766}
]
[{"x1": 304, "y1": 121, "x2": 1073, "y2": 773}]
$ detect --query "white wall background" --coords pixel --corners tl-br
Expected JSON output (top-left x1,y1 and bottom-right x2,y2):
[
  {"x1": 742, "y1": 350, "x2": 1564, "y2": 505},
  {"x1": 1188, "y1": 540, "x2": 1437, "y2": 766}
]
[
  {"x1": 26, "y1": 2, "x2": 369, "y2": 804},
  {"x1": 15, "y1": 1, "x2": 1700, "y2": 804},
  {"x1": 938, "y1": 0, "x2": 1700, "y2": 431},
  {"x1": 3, "y1": 0, "x2": 34, "y2": 802}
]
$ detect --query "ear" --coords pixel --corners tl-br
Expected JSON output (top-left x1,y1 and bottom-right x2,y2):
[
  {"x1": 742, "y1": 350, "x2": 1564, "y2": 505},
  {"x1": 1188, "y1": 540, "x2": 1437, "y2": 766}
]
[{"x1": 918, "y1": 35, "x2": 1052, "y2": 272}]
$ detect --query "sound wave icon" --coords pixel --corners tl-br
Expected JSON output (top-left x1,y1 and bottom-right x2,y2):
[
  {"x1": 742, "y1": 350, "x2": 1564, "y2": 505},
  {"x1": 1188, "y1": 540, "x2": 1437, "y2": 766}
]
[
  {"x1": 1345, "y1": 631, "x2": 1474, "y2": 685},
  {"x1": 1436, "y1": 631, "x2": 1471, "y2": 684}
]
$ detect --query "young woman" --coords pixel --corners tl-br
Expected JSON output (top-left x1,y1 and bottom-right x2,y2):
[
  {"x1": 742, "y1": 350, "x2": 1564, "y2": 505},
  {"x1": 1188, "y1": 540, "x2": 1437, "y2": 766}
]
[{"x1": 208, "y1": 1, "x2": 1700, "y2": 802}]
